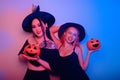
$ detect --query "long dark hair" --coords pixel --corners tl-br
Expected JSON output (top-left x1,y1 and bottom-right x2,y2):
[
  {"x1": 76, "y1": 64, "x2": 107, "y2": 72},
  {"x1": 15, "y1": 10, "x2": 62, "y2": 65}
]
[{"x1": 31, "y1": 17, "x2": 47, "y2": 47}]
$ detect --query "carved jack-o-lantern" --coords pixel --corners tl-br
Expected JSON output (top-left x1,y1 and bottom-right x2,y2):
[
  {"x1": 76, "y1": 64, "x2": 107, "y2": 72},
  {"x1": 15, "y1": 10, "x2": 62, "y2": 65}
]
[
  {"x1": 24, "y1": 44, "x2": 40, "y2": 58},
  {"x1": 87, "y1": 38, "x2": 101, "y2": 50}
]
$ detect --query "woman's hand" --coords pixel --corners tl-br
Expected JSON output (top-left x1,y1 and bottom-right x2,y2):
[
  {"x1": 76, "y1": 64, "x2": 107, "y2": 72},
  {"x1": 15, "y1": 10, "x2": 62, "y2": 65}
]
[
  {"x1": 88, "y1": 49, "x2": 99, "y2": 55},
  {"x1": 22, "y1": 54, "x2": 38, "y2": 61}
]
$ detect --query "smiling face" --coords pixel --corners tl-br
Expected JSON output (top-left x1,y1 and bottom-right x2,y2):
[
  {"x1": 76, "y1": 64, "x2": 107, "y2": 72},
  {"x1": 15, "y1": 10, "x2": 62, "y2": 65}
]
[
  {"x1": 87, "y1": 38, "x2": 100, "y2": 50},
  {"x1": 31, "y1": 18, "x2": 44, "y2": 37},
  {"x1": 24, "y1": 44, "x2": 40, "y2": 58},
  {"x1": 64, "y1": 27, "x2": 79, "y2": 44}
]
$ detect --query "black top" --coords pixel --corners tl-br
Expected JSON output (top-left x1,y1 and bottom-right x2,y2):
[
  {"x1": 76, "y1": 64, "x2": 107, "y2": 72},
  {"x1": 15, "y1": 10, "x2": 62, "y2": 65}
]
[
  {"x1": 59, "y1": 51, "x2": 89, "y2": 80},
  {"x1": 18, "y1": 40, "x2": 60, "y2": 75}
]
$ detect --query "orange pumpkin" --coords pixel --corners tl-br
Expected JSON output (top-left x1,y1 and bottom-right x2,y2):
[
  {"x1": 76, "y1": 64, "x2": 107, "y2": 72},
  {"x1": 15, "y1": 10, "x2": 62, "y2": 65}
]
[
  {"x1": 23, "y1": 44, "x2": 40, "y2": 58},
  {"x1": 87, "y1": 38, "x2": 100, "y2": 50}
]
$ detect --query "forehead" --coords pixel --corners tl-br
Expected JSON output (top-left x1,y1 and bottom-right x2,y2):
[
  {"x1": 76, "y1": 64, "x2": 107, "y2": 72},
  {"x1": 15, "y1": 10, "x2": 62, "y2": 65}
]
[
  {"x1": 66, "y1": 27, "x2": 78, "y2": 33},
  {"x1": 32, "y1": 18, "x2": 39, "y2": 23}
]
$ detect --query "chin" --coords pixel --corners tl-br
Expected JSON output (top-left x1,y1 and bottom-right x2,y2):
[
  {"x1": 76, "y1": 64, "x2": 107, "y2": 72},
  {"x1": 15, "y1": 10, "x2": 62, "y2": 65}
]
[{"x1": 36, "y1": 34, "x2": 43, "y2": 38}]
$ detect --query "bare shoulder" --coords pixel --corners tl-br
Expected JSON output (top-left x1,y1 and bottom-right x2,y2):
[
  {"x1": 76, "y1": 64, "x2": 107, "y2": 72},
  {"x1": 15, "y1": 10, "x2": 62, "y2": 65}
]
[
  {"x1": 27, "y1": 36, "x2": 35, "y2": 44},
  {"x1": 75, "y1": 46, "x2": 82, "y2": 55}
]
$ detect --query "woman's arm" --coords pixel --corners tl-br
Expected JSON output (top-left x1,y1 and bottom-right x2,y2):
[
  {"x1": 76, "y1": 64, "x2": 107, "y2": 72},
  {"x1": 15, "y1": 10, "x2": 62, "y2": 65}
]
[
  {"x1": 18, "y1": 54, "x2": 27, "y2": 61},
  {"x1": 83, "y1": 50, "x2": 94, "y2": 70},
  {"x1": 37, "y1": 58, "x2": 51, "y2": 71},
  {"x1": 50, "y1": 25, "x2": 61, "y2": 48},
  {"x1": 19, "y1": 53, "x2": 51, "y2": 71},
  {"x1": 76, "y1": 46, "x2": 85, "y2": 70},
  {"x1": 76, "y1": 46, "x2": 93, "y2": 70},
  {"x1": 18, "y1": 54, "x2": 38, "y2": 61}
]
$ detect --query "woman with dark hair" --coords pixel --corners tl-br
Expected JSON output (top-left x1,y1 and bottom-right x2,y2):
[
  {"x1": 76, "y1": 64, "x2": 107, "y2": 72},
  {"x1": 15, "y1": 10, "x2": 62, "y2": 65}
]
[
  {"x1": 18, "y1": 5, "x2": 60, "y2": 80},
  {"x1": 50, "y1": 22, "x2": 95, "y2": 80}
]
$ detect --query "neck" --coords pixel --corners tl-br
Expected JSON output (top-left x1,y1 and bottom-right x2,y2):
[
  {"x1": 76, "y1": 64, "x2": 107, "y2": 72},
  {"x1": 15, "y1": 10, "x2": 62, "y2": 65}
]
[
  {"x1": 33, "y1": 35, "x2": 44, "y2": 44},
  {"x1": 63, "y1": 41, "x2": 72, "y2": 48}
]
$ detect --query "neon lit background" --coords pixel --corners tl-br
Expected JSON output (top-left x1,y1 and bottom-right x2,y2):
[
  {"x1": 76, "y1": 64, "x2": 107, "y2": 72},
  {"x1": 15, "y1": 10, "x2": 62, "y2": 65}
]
[{"x1": 0, "y1": 0, "x2": 120, "y2": 80}]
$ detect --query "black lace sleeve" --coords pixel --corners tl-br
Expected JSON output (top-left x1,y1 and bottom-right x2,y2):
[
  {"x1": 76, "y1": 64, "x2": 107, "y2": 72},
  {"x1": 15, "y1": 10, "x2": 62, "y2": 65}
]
[{"x1": 18, "y1": 40, "x2": 29, "y2": 55}]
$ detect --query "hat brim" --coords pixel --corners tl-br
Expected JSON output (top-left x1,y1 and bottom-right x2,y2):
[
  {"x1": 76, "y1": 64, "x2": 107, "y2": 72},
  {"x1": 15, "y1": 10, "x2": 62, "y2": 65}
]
[
  {"x1": 22, "y1": 10, "x2": 55, "y2": 41},
  {"x1": 58, "y1": 22, "x2": 86, "y2": 42},
  {"x1": 22, "y1": 11, "x2": 55, "y2": 32}
]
